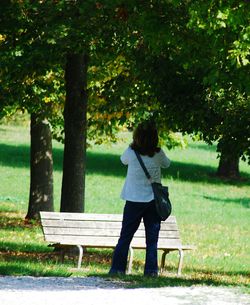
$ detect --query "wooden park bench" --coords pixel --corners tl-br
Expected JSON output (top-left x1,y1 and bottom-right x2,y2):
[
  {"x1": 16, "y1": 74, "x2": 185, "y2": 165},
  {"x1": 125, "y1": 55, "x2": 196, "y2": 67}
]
[{"x1": 40, "y1": 212, "x2": 195, "y2": 275}]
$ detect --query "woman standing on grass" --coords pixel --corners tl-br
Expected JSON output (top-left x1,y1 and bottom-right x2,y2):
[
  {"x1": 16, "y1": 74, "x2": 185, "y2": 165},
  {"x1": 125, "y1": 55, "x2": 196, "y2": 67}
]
[{"x1": 109, "y1": 121, "x2": 170, "y2": 276}]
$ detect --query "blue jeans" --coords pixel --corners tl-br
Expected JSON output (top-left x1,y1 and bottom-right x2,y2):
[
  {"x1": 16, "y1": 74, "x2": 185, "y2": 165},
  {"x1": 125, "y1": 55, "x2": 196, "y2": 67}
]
[{"x1": 109, "y1": 200, "x2": 161, "y2": 275}]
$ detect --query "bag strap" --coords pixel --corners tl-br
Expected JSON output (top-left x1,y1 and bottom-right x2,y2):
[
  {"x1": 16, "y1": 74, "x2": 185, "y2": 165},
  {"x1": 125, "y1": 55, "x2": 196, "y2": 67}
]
[{"x1": 134, "y1": 150, "x2": 152, "y2": 181}]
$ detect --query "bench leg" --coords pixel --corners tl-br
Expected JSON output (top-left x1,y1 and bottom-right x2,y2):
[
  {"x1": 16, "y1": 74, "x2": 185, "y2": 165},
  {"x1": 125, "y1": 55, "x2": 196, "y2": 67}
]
[
  {"x1": 76, "y1": 245, "x2": 84, "y2": 269},
  {"x1": 127, "y1": 246, "x2": 134, "y2": 274},
  {"x1": 60, "y1": 248, "x2": 65, "y2": 263},
  {"x1": 177, "y1": 249, "x2": 184, "y2": 276},
  {"x1": 160, "y1": 250, "x2": 169, "y2": 274}
]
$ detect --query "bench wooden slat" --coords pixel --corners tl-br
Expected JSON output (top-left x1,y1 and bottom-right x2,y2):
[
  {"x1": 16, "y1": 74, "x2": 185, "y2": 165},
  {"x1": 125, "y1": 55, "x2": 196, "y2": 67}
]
[
  {"x1": 40, "y1": 212, "x2": 123, "y2": 221},
  {"x1": 40, "y1": 211, "x2": 177, "y2": 223},
  {"x1": 44, "y1": 235, "x2": 182, "y2": 248},
  {"x1": 41, "y1": 219, "x2": 123, "y2": 229},
  {"x1": 41, "y1": 220, "x2": 179, "y2": 231},
  {"x1": 43, "y1": 227, "x2": 180, "y2": 238}
]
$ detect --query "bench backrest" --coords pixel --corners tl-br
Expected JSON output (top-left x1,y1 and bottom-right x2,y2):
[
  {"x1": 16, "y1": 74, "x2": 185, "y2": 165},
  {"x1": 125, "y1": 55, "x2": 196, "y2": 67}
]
[{"x1": 40, "y1": 212, "x2": 182, "y2": 249}]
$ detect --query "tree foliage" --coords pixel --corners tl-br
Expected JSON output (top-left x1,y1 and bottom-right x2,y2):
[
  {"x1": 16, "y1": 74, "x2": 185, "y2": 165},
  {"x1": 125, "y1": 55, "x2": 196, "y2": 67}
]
[
  {"x1": 127, "y1": 0, "x2": 250, "y2": 177},
  {"x1": 1, "y1": 0, "x2": 249, "y2": 190},
  {"x1": 0, "y1": 0, "x2": 143, "y2": 214},
  {"x1": 187, "y1": 0, "x2": 250, "y2": 176}
]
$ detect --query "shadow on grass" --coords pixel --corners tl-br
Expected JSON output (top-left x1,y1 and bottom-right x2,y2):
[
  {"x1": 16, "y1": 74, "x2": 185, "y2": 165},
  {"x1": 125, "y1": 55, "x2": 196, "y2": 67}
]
[
  {"x1": 0, "y1": 143, "x2": 249, "y2": 185},
  {"x1": 0, "y1": 241, "x2": 48, "y2": 253},
  {"x1": 204, "y1": 196, "x2": 250, "y2": 208},
  {"x1": 0, "y1": 144, "x2": 30, "y2": 168},
  {"x1": 0, "y1": 247, "x2": 110, "y2": 278},
  {"x1": 0, "y1": 212, "x2": 42, "y2": 231},
  {"x1": 0, "y1": 247, "x2": 72, "y2": 277},
  {"x1": 92, "y1": 268, "x2": 250, "y2": 289},
  {"x1": 0, "y1": 143, "x2": 63, "y2": 171},
  {"x1": 99, "y1": 257, "x2": 250, "y2": 289},
  {"x1": 0, "y1": 242, "x2": 249, "y2": 289}
]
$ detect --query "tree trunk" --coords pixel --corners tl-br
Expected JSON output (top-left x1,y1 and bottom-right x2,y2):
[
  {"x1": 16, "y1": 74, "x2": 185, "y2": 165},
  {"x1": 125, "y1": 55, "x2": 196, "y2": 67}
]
[
  {"x1": 217, "y1": 148, "x2": 240, "y2": 179},
  {"x1": 26, "y1": 113, "x2": 54, "y2": 220},
  {"x1": 60, "y1": 53, "x2": 88, "y2": 212}
]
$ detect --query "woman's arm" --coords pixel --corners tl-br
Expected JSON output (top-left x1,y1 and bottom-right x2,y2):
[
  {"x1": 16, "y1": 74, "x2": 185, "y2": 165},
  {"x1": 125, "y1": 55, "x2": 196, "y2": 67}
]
[
  {"x1": 158, "y1": 149, "x2": 171, "y2": 168},
  {"x1": 120, "y1": 147, "x2": 131, "y2": 165}
]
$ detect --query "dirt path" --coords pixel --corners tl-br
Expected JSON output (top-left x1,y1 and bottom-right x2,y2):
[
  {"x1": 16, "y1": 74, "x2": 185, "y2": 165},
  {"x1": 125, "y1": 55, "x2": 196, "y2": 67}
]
[{"x1": 0, "y1": 276, "x2": 249, "y2": 305}]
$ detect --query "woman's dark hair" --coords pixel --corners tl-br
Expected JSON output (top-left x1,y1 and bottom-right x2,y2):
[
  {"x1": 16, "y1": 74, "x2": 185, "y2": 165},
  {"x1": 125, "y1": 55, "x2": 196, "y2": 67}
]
[{"x1": 130, "y1": 121, "x2": 160, "y2": 157}]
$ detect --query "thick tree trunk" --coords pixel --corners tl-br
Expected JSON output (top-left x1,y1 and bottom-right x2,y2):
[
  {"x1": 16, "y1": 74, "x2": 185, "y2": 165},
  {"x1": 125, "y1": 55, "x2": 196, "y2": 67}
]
[
  {"x1": 217, "y1": 148, "x2": 240, "y2": 179},
  {"x1": 60, "y1": 53, "x2": 88, "y2": 212},
  {"x1": 26, "y1": 113, "x2": 54, "y2": 220}
]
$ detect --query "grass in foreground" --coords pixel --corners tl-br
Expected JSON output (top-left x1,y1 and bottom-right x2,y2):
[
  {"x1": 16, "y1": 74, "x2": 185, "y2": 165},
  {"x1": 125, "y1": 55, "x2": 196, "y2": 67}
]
[
  {"x1": 0, "y1": 124, "x2": 249, "y2": 291},
  {"x1": 0, "y1": 209, "x2": 249, "y2": 291}
]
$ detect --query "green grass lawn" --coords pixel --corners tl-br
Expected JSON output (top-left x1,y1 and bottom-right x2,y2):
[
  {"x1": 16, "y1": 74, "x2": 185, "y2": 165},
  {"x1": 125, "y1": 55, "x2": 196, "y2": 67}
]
[{"x1": 0, "y1": 124, "x2": 249, "y2": 290}]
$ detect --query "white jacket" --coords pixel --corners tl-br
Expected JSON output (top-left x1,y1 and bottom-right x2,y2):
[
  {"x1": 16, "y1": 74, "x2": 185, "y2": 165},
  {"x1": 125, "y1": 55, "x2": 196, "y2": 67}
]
[{"x1": 120, "y1": 146, "x2": 170, "y2": 202}]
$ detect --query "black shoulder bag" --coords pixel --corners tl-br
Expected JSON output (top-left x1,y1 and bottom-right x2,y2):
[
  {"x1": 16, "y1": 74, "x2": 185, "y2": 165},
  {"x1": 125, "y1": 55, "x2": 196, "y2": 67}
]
[{"x1": 134, "y1": 150, "x2": 172, "y2": 221}]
